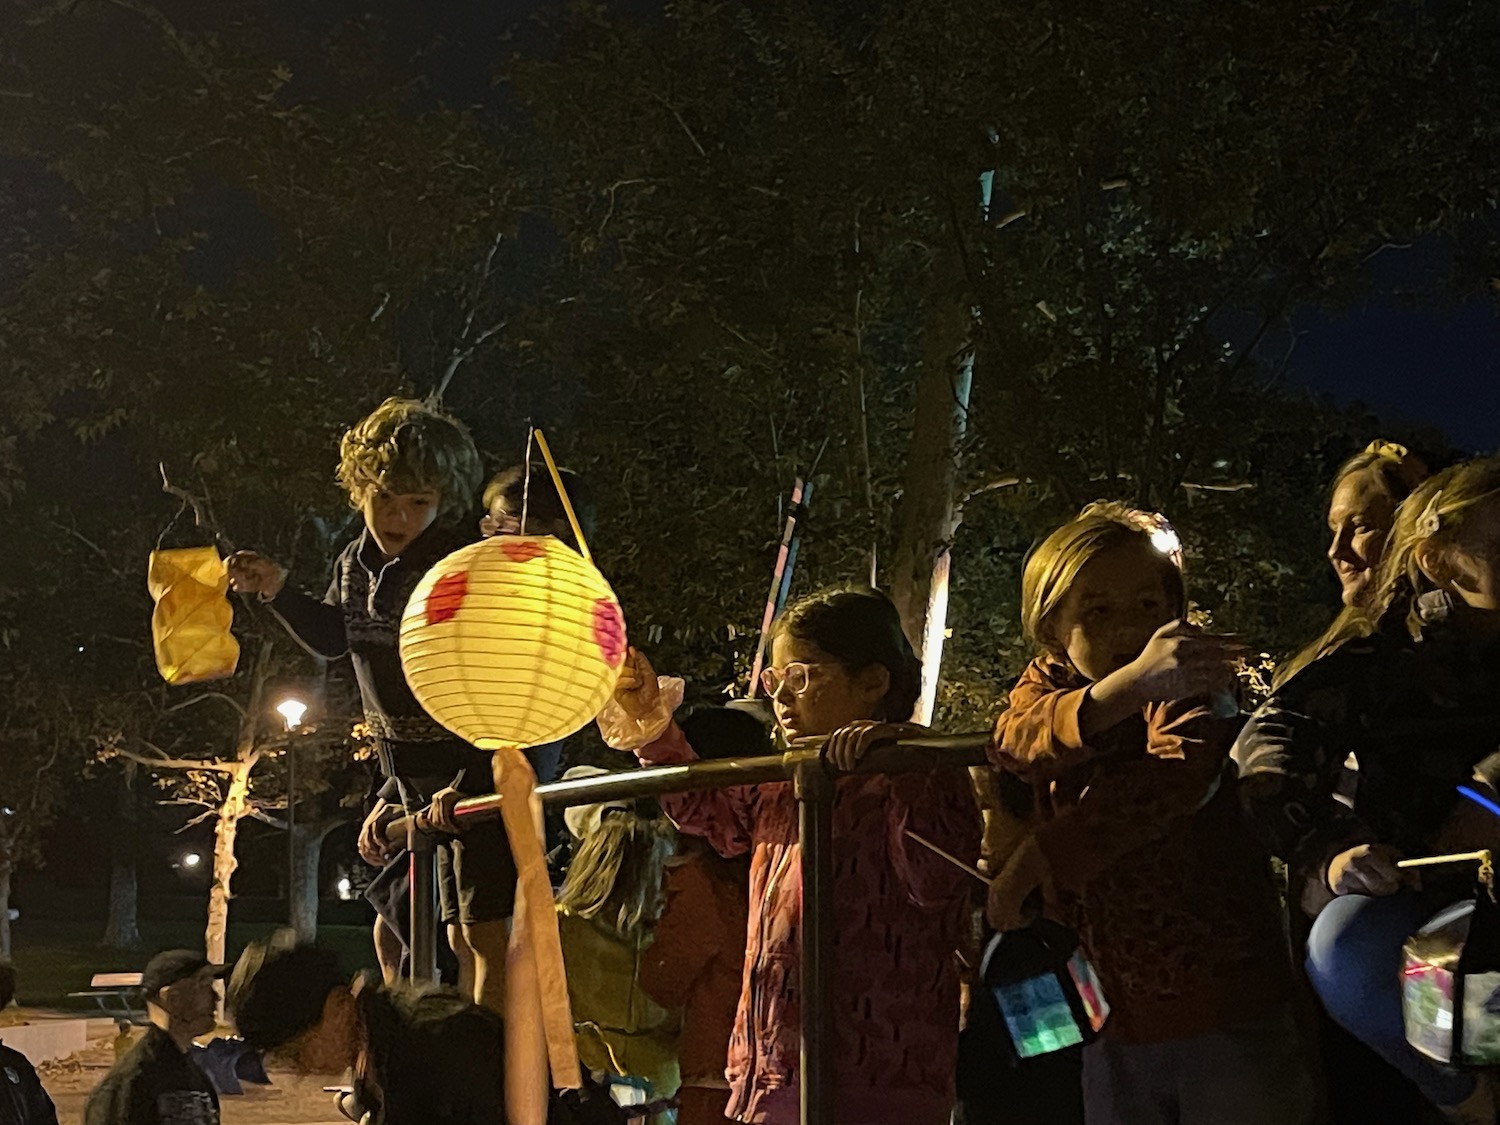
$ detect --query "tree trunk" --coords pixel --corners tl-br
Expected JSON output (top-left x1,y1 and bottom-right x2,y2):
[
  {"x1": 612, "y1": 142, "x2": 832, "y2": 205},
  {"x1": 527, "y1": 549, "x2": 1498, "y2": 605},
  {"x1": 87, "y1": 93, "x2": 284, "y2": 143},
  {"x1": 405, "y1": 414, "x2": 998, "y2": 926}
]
[
  {"x1": 102, "y1": 761, "x2": 142, "y2": 950},
  {"x1": 102, "y1": 865, "x2": 142, "y2": 951},
  {"x1": 0, "y1": 861, "x2": 11, "y2": 960},
  {"x1": 205, "y1": 761, "x2": 253, "y2": 967},
  {"x1": 887, "y1": 245, "x2": 972, "y2": 724},
  {"x1": 288, "y1": 816, "x2": 349, "y2": 941}
]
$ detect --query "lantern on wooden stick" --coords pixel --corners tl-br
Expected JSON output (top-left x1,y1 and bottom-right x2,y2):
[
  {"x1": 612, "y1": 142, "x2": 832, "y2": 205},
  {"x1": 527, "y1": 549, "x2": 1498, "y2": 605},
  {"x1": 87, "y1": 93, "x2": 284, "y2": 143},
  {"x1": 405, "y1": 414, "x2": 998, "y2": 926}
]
[
  {"x1": 399, "y1": 428, "x2": 618, "y2": 1119},
  {"x1": 148, "y1": 546, "x2": 240, "y2": 685},
  {"x1": 1402, "y1": 846, "x2": 1500, "y2": 1066}
]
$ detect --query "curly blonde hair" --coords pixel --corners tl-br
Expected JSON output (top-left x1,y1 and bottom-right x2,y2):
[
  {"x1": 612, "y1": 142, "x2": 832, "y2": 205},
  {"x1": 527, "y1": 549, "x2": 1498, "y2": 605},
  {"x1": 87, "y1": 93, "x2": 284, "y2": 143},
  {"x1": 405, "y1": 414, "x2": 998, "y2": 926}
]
[{"x1": 335, "y1": 397, "x2": 483, "y2": 524}]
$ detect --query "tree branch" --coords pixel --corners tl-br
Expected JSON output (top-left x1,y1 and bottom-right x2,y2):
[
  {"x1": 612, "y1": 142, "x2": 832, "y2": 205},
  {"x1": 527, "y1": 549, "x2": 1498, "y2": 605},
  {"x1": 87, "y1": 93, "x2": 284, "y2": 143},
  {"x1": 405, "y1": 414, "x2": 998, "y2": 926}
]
[
  {"x1": 164, "y1": 692, "x2": 247, "y2": 720},
  {"x1": 116, "y1": 741, "x2": 239, "y2": 774},
  {"x1": 650, "y1": 92, "x2": 706, "y2": 158}
]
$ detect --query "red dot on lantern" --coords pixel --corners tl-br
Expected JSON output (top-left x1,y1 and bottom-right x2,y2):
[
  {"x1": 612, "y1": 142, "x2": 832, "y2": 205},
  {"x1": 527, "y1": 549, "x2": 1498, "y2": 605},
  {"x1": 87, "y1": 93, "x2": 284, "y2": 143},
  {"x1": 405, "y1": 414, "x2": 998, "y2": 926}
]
[
  {"x1": 426, "y1": 570, "x2": 469, "y2": 625},
  {"x1": 593, "y1": 599, "x2": 626, "y2": 667},
  {"x1": 500, "y1": 538, "x2": 547, "y2": 563}
]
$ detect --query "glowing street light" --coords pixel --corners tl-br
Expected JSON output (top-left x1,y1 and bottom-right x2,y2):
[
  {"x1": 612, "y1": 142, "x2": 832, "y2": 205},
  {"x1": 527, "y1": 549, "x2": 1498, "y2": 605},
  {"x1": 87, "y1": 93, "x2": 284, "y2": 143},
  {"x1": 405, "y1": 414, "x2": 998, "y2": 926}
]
[
  {"x1": 182, "y1": 852, "x2": 202, "y2": 869},
  {"x1": 276, "y1": 697, "x2": 308, "y2": 731}
]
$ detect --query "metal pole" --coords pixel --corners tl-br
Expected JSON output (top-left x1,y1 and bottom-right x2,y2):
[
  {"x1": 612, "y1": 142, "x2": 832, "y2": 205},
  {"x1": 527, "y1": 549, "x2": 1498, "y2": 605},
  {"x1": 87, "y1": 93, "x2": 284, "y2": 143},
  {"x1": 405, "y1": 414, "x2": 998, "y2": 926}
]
[
  {"x1": 286, "y1": 747, "x2": 296, "y2": 928},
  {"x1": 408, "y1": 841, "x2": 438, "y2": 985},
  {"x1": 383, "y1": 734, "x2": 990, "y2": 843},
  {"x1": 795, "y1": 756, "x2": 835, "y2": 1125}
]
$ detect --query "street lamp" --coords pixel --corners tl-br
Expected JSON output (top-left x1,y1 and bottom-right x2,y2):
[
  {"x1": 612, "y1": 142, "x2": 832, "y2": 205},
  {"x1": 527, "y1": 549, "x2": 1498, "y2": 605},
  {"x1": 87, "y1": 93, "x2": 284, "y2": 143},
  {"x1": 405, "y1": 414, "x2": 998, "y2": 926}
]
[
  {"x1": 181, "y1": 852, "x2": 202, "y2": 870},
  {"x1": 276, "y1": 695, "x2": 309, "y2": 932},
  {"x1": 276, "y1": 698, "x2": 308, "y2": 731}
]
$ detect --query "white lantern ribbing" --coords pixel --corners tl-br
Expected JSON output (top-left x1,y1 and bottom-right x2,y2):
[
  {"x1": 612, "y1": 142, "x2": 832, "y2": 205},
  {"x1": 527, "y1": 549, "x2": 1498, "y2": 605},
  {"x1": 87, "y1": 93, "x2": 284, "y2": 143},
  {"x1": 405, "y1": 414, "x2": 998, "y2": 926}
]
[{"x1": 399, "y1": 535, "x2": 627, "y2": 750}]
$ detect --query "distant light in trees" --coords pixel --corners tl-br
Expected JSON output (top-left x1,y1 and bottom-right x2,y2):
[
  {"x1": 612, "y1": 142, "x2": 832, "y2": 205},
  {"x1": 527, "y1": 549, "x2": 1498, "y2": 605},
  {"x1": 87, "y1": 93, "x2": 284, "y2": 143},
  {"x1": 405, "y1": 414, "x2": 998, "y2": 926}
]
[
  {"x1": 181, "y1": 852, "x2": 202, "y2": 869},
  {"x1": 337, "y1": 876, "x2": 353, "y2": 899},
  {"x1": 1150, "y1": 524, "x2": 1182, "y2": 559}
]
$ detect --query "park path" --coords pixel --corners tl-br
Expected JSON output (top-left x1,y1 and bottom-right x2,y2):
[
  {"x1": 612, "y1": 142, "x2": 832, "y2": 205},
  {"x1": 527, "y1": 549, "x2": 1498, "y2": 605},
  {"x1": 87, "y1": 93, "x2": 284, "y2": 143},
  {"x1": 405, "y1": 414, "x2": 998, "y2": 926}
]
[{"x1": 26, "y1": 1018, "x2": 346, "y2": 1125}]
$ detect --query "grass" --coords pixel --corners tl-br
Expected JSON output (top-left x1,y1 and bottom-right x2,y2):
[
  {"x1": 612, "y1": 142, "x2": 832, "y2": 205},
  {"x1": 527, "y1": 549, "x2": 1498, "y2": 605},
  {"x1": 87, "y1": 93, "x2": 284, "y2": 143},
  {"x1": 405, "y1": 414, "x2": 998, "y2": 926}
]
[{"x1": 8, "y1": 919, "x2": 380, "y2": 1010}]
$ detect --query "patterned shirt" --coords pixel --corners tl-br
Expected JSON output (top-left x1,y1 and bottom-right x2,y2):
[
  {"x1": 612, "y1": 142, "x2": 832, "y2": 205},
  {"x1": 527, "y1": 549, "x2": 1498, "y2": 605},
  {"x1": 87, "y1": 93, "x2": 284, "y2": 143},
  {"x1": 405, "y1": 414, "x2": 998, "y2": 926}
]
[{"x1": 990, "y1": 658, "x2": 1294, "y2": 1043}]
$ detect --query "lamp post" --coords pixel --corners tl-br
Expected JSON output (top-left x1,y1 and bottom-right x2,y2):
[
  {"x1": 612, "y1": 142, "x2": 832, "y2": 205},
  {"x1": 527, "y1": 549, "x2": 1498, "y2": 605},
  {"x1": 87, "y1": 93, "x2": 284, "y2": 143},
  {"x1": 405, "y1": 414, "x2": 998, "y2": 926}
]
[{"x1": 277, "y1": 697, "x2": 308, "y2": 927}]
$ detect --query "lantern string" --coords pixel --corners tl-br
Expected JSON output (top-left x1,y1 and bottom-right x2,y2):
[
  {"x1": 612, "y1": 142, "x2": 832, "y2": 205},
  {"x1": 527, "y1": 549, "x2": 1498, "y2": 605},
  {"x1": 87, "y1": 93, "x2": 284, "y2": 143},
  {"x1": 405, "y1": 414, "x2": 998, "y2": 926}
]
[
  {"x1": 519, "y1": 424, "x2": 535, "y2": 536},
  {"x1": 533, "y1": 428, "x2": 592, "y2": 564}
]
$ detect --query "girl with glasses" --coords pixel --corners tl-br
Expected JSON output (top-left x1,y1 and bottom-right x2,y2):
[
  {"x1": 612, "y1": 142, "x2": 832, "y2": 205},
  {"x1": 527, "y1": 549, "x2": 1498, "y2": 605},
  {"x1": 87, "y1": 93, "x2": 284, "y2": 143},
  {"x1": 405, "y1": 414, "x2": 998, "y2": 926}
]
[{"x1": 597, "y1": 586, "x2": 980, "y2": 1125}]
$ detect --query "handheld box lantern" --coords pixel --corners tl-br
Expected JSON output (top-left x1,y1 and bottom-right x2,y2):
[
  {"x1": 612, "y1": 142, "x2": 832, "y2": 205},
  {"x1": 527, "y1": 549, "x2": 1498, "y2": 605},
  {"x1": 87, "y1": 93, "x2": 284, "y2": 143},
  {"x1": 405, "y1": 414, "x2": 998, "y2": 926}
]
[
  {"x1": 979, "y1": 919, "x2": 1110, "y2": 1061},
  {"x1": 148, "y1": 546, "x2": 240, "y2": 685},
  {"x1": 1402, "y1": 850, "x2": 1500, "y2": 1067}
]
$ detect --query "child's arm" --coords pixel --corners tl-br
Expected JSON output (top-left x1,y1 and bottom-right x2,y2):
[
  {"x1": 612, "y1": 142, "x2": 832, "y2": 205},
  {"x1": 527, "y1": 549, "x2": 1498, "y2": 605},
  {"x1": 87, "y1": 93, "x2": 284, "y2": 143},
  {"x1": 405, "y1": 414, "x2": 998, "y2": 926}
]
[
  {"x1": 992, "y1": 623, "x2": 1244, "y2": 777},
  {"x1": 229, "y1": 549, "x2": 347, "y2": 657},
  {"x1": 601, "y1": 648, "x2": 758, "y2": 857},
  {"x1": 989, "y1": 660, "x2": 1095, "y2": 775}
]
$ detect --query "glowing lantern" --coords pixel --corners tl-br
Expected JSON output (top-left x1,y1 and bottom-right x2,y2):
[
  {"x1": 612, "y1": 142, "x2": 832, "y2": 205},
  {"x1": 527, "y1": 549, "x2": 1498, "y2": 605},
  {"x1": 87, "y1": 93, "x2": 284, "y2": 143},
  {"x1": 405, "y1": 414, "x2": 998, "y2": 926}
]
[
  {"x1": 148, "y1": 547, "x2": 240, "y2": 685},
  {"x1": 399, "y1": 534, "x2": 628, "y2": 751},
  {"x1": 1403, "y1": 857, "x2": 1500, "y2": 1067},
  {"x1": 978, "y1": 920, "x2": 1109, "y2": 1061}
]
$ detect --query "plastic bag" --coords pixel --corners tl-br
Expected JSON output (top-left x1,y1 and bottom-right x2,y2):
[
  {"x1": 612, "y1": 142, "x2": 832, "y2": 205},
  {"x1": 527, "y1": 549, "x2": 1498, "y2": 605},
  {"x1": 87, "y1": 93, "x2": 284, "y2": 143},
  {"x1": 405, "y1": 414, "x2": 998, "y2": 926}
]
[{"x1": 595, "y1": 676, "x2": 685, "y2": 750}]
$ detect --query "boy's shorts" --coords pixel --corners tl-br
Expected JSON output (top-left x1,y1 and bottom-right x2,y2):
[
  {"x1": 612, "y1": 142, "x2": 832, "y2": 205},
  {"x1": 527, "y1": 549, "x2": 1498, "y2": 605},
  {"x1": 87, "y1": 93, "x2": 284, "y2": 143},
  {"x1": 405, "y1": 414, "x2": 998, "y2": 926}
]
[
  {"x1": 365, "y1": 821, "x2": 518, "y2": 934},
  {"x1": 435, "y1": 816, "x2": 517, "y2": 925}
]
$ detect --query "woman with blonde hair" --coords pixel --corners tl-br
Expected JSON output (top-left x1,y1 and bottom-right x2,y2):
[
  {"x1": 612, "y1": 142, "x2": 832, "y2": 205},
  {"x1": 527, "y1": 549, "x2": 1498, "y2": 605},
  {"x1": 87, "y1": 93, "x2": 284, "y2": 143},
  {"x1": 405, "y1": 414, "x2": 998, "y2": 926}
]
[
  {"x1": 1276, "y1": 440, "x2": 1430, "y2": 687},
  {"x1": 1235, "y1": 456, "x2": 1500, "y2": 1124}
]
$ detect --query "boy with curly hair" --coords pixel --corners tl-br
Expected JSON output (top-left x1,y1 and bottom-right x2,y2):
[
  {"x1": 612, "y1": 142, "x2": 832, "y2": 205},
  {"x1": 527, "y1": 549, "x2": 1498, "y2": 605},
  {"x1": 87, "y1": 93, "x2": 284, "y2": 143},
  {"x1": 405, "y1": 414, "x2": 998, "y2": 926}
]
[{"x1": 228, "y1": 397, "x2": 512, "y2": 1012}]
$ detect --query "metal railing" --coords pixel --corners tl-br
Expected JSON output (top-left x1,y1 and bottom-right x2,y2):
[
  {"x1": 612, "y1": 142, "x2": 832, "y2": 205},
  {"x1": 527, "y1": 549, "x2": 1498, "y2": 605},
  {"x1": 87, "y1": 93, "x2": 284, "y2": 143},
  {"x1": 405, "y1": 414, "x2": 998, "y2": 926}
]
[{"x1": 386, "y1": 731, "x2": 990, "y2": 1125}]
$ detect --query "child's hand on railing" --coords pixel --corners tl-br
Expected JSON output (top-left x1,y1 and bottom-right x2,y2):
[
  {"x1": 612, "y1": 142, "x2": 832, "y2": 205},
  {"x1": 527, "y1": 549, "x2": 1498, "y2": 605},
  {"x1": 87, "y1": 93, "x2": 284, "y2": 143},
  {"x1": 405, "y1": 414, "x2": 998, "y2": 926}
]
[{"x1": 822, "y1": 720, "x2": 924, "y2": 772}]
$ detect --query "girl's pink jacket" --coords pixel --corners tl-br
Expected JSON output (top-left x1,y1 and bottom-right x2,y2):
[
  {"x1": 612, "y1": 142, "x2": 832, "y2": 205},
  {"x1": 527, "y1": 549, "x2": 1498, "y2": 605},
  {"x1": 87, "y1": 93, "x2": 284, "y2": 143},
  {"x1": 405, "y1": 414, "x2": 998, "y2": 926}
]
[{"x1": 634, "y1": 722, "x2": 980, "y2": 1125}]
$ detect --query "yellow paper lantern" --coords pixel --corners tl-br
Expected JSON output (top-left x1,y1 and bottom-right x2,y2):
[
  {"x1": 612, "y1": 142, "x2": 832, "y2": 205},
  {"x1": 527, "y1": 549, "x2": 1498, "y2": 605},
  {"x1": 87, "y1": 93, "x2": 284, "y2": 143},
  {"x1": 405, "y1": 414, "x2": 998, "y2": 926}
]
[
  {"x1": 399, "y1": 535, "x2": 628, "y2": 750},
  {"x1": 147, "y1": 546, "x2": 241, "y2": 685}
]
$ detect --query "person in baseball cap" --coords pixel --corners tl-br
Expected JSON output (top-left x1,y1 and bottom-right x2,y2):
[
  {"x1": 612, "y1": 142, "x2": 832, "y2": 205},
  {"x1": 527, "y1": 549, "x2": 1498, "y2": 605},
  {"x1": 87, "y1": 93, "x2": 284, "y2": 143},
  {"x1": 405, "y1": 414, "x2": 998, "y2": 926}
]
[{"x1": 84, "y1": 950, "x2": 226, "y2": 1125}]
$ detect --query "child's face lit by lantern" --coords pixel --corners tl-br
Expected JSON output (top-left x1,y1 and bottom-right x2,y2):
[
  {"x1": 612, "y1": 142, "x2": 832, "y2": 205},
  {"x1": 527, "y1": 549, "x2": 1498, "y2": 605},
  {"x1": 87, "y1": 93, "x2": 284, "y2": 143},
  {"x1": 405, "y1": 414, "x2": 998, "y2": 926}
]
[
  {"x1": 766, "y1": 634, "x2": 889, "y2": 741},
  {"x1": 1046, "y1": 540, "x2": 1179, "y2": 682},
  {"x1": 361, "y1": 487, "x2": 441, "y2": 559}
]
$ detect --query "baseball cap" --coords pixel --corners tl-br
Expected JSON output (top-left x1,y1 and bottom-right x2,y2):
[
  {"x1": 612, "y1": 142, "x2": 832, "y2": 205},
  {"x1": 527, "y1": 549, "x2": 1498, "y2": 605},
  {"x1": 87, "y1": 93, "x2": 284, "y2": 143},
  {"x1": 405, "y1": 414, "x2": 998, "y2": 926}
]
[
  {"x1": 140, "y1": 950, "x2": 227, "y2": 999},
  {"x1": 225, "y1": 934, "x2": 346, "y2": 1053},
  {"x1": 561, "y1": 765, "x2": 633, "y2": 840}
]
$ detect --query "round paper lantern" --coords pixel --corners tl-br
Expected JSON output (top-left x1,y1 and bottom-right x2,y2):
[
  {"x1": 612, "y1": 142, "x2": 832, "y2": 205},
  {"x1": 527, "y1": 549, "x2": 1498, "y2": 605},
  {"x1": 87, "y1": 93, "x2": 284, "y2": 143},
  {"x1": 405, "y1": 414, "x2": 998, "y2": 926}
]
[{"x1": 399, "y1": 535, "x2": 628, "y2": 750}]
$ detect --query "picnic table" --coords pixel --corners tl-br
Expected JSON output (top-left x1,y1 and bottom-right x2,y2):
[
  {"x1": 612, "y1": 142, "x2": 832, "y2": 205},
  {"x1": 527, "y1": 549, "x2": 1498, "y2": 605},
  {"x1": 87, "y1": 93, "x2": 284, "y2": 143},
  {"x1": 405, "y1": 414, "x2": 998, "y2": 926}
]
[{"x1": 68, "y1": 971, "x2": 148, "y2": 1028}]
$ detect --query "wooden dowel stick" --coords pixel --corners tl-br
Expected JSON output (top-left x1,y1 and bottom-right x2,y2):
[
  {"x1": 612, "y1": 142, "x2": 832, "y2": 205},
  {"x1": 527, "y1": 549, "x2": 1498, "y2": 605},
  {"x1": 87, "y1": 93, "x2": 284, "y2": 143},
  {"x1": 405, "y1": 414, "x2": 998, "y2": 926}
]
[{"x1": 904, "y1": 829, "x2": 989, "y2": 884}]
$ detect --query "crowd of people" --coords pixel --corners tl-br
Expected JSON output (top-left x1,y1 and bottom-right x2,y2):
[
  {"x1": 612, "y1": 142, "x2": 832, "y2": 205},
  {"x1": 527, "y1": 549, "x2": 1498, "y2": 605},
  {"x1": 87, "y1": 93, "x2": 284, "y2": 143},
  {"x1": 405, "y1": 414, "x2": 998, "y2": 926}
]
[{"x1": 33, "y1": 396, "x2": 1500, "y2": 1125}]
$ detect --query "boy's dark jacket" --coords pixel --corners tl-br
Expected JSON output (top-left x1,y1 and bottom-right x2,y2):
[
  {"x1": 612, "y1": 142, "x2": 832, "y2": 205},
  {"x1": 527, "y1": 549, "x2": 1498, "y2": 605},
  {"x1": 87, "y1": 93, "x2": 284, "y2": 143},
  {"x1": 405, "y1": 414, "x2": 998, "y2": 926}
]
[{"x1": 269, "y1": 523, "x2": 490, "y2": 797}]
